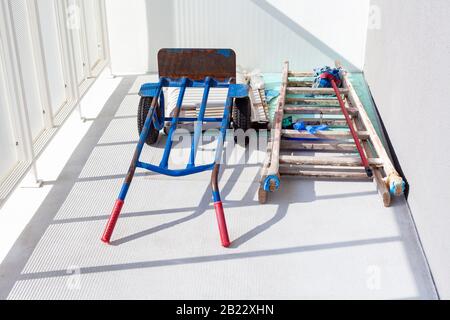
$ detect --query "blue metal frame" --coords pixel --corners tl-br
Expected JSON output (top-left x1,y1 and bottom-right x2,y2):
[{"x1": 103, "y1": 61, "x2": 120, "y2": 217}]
[
  {"x1": 102, "y1": 49, "x2": 246, "y2": 248},
  {"x1": 137, "y1": 77, "x2": 248, "y2": 176}
]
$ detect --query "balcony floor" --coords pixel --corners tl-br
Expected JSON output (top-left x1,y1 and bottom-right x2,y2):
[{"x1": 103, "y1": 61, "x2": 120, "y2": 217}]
[{"x1": 0, "y1": 74, "x2": 438, "y2": 300}]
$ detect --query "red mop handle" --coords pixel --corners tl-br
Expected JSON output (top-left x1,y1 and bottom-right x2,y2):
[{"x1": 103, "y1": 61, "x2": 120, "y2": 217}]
[{"x1": 330, "y1": 79, "x2": 373, "y2": 177}]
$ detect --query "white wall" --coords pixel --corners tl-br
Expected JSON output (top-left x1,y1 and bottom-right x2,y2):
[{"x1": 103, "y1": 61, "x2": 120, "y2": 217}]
[
  {"x1": 364, "y1": 0, "x2": 450, "y2": 298},
  {"x1": 106, "y1": 0, "x2": 370, "y2": 74},
  {"x1": 266, "y1": 0, "x2": 369, "y2": 70},
  {"x1": 106, "y1": 0, "x2": 174, "y2": 74}
]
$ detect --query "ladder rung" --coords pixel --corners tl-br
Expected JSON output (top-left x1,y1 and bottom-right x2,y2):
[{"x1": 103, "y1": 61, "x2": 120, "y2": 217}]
[
  {"x1": 284, "y1": 106, "x2": 358, "y2": 116},
  {"x1": 287, "y1": 88, "x2": 349, "y2": 95},
  {"x1": 284, "y1": 118, "x2": 348, "y2": 129},
  {"x1": 291, "y1": 116, "x2": 347, "y2": 120},
  {"x1": 287, "y1": 81, "x2": 314, "y2": 87},
  {"x1": 279, "y1": 155, "x2": 383, "y2": 167},
  {"x1": 279, "y1": 168, "x2": 372, "y2": 180},
  {"x1": 288, "y1": 72, "x2": 314, "y2": 77},
  {"x1": 281, "y1": 130, "x2": 370, "y2": 140},
  {"x1": 285, "y1": 104, "x2": 342, "y2": 108},
  {"x1": 289, "y1": 119, "x2": 349, "y2": 127},
  {"x1": 285, "y1": 98, "x2": 339, "y2": 105},
  {"x1": 281, "y1": 141, "x2": 357, "y2": 152}
]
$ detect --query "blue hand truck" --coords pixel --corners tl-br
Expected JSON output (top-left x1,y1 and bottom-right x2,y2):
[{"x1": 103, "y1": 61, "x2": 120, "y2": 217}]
[{"x1": 101, "y1": 49, "x2": 250, "y2": 247}]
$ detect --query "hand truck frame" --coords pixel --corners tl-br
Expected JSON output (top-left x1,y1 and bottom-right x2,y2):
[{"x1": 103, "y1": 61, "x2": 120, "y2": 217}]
[{"x1": 101, "y1": 49, "x2": 249, "y2": 247}]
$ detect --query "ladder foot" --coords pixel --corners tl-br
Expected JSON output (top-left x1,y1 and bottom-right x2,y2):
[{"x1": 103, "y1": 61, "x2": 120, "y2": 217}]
[
  {"x1": 263, "y1": 175, "x2": 280, "y2": 193},
  {"x1": 258, "y1": 188, "x2": 268, "y2": 204}
]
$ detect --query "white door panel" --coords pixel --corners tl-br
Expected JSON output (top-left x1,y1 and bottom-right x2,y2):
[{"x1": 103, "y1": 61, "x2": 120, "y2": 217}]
[
  {"x1": 94, "y1": 0, "x2": 105, "y2": 61},
  {"x1": 0, "y1": 45, "x2": 18, "y2": 182},
  {"x1": 73, "y1": 28, "x2": 85, "y2": 84},
  {"x1": 68, "y1": 0, "x2": 86, "y2": 85},
  {"x1": 83, "y1": 0, "x2": 102, "y2": 70},
  {"x1": 37, "y1": 0, "x2": 67, "y2": 116},
  {"x1": 10, "y1": 0, "x2": 45, "y2": 140}
]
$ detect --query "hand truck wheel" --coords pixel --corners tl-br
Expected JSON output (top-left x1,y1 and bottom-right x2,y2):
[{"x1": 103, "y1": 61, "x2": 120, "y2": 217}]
[
  {"x1": 232, "y1": 97, "x2": 252, "y2": 131},
  {"x1": 232, "y1": 97, "x2": 252, "y2": 145},
  {"x1": 137, "y1": 97, "x2": 160, "y2": 145}
]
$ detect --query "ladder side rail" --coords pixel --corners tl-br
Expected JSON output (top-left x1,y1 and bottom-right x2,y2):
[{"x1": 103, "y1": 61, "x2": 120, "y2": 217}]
[
  {"x1": 336, "y1": 61, "x2": 405, "y2": 196},
  {"x1": 330, "y1": 79, "x2": 373, "y2": 177},
  {"x1": 263, "y1": 61, "x2": 289, "y2": 192}
]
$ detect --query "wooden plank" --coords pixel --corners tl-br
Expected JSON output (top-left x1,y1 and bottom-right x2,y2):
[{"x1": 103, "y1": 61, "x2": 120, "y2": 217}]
[
  {"x1": 259, "y1": 142, "x2": 272, "y2": 183},
  {"x1": 281, "y1": 141, "x2": 357, "y2": 152},
  {"x1": 363, "y1": 140, "x2": 391, "y2": 207},
  {"x1": 279, "y1": 155, "x2": 384, "y2": 167},
  {"x1": 265, "y1": 62, "x2": 289, "y2": 178},
  {"x1": 287, "y1": 81, "x2": 314, "y2": 87},
  {"x1": 287, "y1": 88, "x2": 349, "y2": 95},
  {"x1": 284, "y1": 104, "x2": 343, "y2": 108},
  {"x1": 284, "y1": 106, "x2": 359, "y2": 116},
  {"x1": 285, "y1": 98, "x2": 339, "y2": 105},
  {"x1": 281, "y1": 130, "x2": 370, "y2": 140},
  {"x1": 258, "y1": 142, "x2": 272, "y2": 204},
  {"x1": 288, "y1": 72, "x2": 314, "y2": 77},
  {"x1": 295, "y1": 119, "x2": 356, "y2": 125},
  {"x1": 282, "y1": 165, "x2": 369, "y2": 172},
  {"x1": 336, "y1": 61, "x2": 404, "y2": 194},
  {"x1": 291, "y1": 116, "x2": 350, "y2": 122},
  {"x1": 257, "y1": 89, "x2": 270, "y2": 120},
  {"x1": 279, "y1": 168, "x2": 372, "y2": 180},
  {"x1": 373, "y1": 167, "x2": 391, "y2": 207},
  {"x1": 286, "y1": 119, "x2": 349, "y2": 127}
]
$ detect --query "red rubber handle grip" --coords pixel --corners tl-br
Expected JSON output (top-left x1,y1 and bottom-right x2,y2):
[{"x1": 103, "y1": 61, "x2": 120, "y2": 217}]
[
  {"x1": 101, "y1": 200, "x2": 124, "y2": 244},
  {"x1": 214, "y1": 202, "x2": 231, "y2": 248}
]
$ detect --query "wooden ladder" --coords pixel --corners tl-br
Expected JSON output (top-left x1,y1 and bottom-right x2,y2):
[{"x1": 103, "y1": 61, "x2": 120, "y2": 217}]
[{"x1": 258, "y1": 61, "x2": 405, "y2": 207}]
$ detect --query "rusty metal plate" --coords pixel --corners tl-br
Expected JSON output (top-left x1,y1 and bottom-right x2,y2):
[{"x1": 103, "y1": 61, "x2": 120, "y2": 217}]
[{"x1": 158, "y1": 49, "x2": 236, "y2": 81}]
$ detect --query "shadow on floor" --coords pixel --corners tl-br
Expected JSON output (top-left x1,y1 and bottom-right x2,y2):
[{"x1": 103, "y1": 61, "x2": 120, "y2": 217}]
[{"x1": 18, "y1": 236, "x2": 401, "y2": 282}]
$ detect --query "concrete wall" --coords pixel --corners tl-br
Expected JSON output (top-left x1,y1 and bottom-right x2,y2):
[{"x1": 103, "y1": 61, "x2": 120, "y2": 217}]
[
  {"x1": 364, "y1": 0, "x2": 450, "y2": 299},
  {"x1": 106, "y1": 0, "x2": 369, "y2": 74},
  {"x1": 105, "y1": 0, "x2": 174, "y2": 74},
  {"x1": 266, "y1": 0, "x2": 369, "y2": 72}
]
